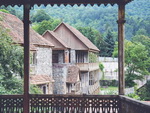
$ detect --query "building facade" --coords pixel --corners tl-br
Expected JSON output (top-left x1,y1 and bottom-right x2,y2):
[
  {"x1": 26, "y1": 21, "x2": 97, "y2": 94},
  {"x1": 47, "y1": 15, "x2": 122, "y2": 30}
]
[
  {"x1": 1, "y1": 11, "x2": 100, "y2": 95},
  {"x1": 43, "y1": 22, "x2": 100, "y2": 94}
]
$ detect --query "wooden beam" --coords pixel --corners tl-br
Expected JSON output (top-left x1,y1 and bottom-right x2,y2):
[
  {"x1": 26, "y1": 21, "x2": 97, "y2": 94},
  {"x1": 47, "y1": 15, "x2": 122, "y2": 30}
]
[
  {"x1": 0, "y1": 0, "x2": 132, "y2": 7},
  {"x1": 23, "y1": 4, "x2": 30, "y2": 113},
  {"x1": 117, "y1": 4, "x2": 125, "y2": 95}
]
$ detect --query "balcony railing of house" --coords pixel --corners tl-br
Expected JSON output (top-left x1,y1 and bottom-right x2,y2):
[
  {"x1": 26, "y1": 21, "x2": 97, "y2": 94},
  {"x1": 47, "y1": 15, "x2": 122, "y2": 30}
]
[
  {"x1": 76, "y1": 63, "x2": 99, "y2": 71},
  {"x1": 89, "y1": 82, "x2": 100, "y2": 94},
  {"x1": 0, "y1": 94, "x2": 150, "y2": 113}
]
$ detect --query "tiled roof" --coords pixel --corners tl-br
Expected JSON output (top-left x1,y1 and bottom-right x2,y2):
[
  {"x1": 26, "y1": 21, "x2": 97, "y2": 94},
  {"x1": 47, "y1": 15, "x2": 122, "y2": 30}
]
[
  {"x1": 43, "y1": 30, "x2": 69, "y2": 48},
  {"x1": 0, "y1": 12, "x2": 54, "y2": 47},
  {"x1": 30, "y1": 75, "x2": 54, "y2": 85},
  {"x1": 66, "y1": 65, "x2": 80, "y2": 83},
  {"x1": 54, "y1": 22, "x2": 99, "y2": 52}
]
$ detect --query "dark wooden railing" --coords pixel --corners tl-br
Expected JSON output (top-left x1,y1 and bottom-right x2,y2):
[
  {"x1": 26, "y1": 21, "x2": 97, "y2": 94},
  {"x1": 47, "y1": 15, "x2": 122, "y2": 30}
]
[
  {"x1": 0, "y1": 95, "x2": 23, "y2": 113},
  {"x1": 0, "y1": 95, "x2": 150, "y2": 113},
  {"x1": 30, "y1": 95, "x2": 120, "y2": 113}
]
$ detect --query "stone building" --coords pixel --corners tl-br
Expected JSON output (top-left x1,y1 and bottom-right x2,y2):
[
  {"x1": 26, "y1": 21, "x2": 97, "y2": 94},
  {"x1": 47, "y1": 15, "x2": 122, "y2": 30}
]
[
  {"x1": 43, "y1": 22, "x2": 100, "y2": 94},
  {"x1": 0, "y1": 12, "x2": 54, "y2": 94}
]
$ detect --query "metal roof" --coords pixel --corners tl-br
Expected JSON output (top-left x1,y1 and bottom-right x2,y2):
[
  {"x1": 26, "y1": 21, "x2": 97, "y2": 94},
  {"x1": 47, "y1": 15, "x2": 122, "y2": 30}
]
[{"x1": 0, "y1": 0, "x2": 133, "y2": 7}]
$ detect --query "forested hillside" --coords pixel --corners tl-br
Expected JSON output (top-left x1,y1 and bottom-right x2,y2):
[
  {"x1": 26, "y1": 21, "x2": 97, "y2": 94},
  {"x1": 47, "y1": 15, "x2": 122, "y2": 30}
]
[
  {"x1": 30, "y1": 0, "x2": 150, "y2": 39},
  {"x1": 0, "y1": 0, "x2": 149, "y2": 57}
]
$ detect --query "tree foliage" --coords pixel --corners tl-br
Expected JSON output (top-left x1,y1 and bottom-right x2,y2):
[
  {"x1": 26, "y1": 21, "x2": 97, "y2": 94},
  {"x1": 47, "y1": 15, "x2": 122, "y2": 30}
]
[
  {"x1": 77, "y1": 27, "x2": 99, "y2": 44},
  {"x1": 0, "y1": 26, "x2": 42, "y2": 94},
  {"x1": 77, "y1": 26, "x2": 106, "y2": 56},
  {"x1": 0, "y1": 27, "x2": 24, "y2": 78},
  {"x1": 31, "y1": 9, "x2": 51, "y2": 23},
  {"x1": 32, "y1": 19, "x2": 61, "y2": 35},
  {"x1": 137, "y1": 80, "x2": 150, "y2": 101},
  {"x1": 0, "y1": 26, "x2": 24, "y2": 94},
  {"x1": 131, "y1": 35, "x2": 150, "y2": 56},
  {"x1": 101, "y1": 29, "x2": 115, "y2": 57},
  {"x1": 0, "y1": 9, "x2": 10, "y2": 13},
  {"x1": 113, "y1": 40, "x2": 150, "y2": 87}
]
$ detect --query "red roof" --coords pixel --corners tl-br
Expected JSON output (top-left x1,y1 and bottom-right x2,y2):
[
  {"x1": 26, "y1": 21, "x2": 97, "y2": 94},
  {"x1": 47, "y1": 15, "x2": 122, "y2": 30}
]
[
  {"x1": 0, "y1": 12, "x2": 54, "y2": 47},
  {"x1": 43, "y1": 30, "x2": 69, "y2": 48},
  {"x1": 30, "y1": 75, "x2": 54, "y2": 85},
  {"x1": 66, "y1": 65, "x2": 80, "y2": 83}
]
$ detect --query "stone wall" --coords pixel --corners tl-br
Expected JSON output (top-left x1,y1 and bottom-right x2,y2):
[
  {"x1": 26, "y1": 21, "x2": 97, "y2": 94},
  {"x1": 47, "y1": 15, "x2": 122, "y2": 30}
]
[
  {"x1": 99, "y1": 57, "x2": 118, "y2": 80},
  {"x1": 36, "y1": 47, "x2": 52, "y2": 76},
  {"x1": 52, "y1": 64, "x2": 68, "y2": 94}
]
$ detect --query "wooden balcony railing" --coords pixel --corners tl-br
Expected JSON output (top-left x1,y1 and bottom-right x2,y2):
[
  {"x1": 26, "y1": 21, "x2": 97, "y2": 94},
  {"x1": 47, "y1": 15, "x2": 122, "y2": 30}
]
[
  {"x1": 0, "y1": 95, "x2": 23, "y2": 113},
  {"x1": 0, "y1": 95, "x2": 150, "y2": 113},
  {"x1": 89, "y1": 82, "x2": 100, "y2": 94},
  {"x1": 76, "y1": 63, "x2": 99, "y2": 71}
]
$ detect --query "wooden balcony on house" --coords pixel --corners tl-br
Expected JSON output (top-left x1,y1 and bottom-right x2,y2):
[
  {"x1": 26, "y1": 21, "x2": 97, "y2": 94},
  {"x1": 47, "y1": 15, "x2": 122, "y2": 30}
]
[
  {"x1": 76, "y1": 63, "x2": 99, "y2": 71},
  {"x1": 89, "y1": 82, "x2": 100, "y2": 94},
  {"x1": 0, "y1": 94, "x2": 150, "y2": 113},
  {"x1": 89, "y1": 63, "x2": 99, "y2": 71}
]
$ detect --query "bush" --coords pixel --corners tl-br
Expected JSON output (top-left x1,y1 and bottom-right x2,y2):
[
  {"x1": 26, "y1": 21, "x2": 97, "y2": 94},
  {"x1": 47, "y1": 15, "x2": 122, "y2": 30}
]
[
  {"x1": 100, "y1": 80, "x2": 118, "y2": 87},
  {"x1": 127, "y1": 93, "x2": 141, "y2": 100},
  {"x1": 137, "y1": 80, "x2": 150, "y2": 101}
]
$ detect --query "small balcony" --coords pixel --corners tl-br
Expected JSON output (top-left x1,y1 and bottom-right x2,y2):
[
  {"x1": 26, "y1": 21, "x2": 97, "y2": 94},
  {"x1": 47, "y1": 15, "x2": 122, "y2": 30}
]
[
  {"x1": 0, "y1": 94, "x2": 150, "y2": 113},
  {"x1": 76, "y1": 63, "x2": 99, "y2": 71},
  {"x1": 89, "y1": 82, "x2": 100, "y2": 94}
]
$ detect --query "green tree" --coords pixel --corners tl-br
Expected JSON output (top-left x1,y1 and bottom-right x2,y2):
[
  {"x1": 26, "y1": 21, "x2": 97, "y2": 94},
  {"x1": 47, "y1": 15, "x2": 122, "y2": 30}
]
[
  {"x1": 0, "y1": 26, "x2": 24, "y2": 94},
  {"x1": 137, "y1": 80, "x2": 150, "y2": 100},
  {"x1": 135, "y1": 28, "x2": 148, "y2": 36},
  {"x1": 0, "y1": 27, "x2": 24, "y2": 78},
  {"x1": 0, "y1": 26, "x2": 42, "y2": 94},
  {"x1": 77, "y1": 27, "x2": 98, "y2": 44},
  {"x1": 32, "y1": 19, "x2": 61, "y2": 35},
  {"x1": 0, "y1": 9, "x2": 10, "y2": 13},
  {"x1": 103, "y1": 29, "x2": 115, "y2": 57},
  {"x1": 77, "y1": 26, "x2": 105, "y2": 56},
  {"x1": 132, "y1": 35, "x2": 150, "y2": 56},
  {"x1": 132, "y1": 35, "x2": 150, "y2": 73},
  {"x1": 31, "y1": 10, "x2": 51, "y2": 23},
  {"x1": 99, "y1": 62, "x2": 105, "y2": 80},
  {"x1": 113, "y1": 40, "x2": 150, "y2": 87}
]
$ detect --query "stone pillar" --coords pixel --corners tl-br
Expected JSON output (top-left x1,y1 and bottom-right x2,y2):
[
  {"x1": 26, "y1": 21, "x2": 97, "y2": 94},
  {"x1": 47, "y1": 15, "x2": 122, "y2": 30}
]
[
  {"x1": 64, "y1": 50, "x2": 69, "y2": 63},
  {"x1": 70, "y1": 49, "x2": 76, "y2": 63},
  {"x1": 88, "y1": 51, "x2": 90, "y2": 63},
  {"x1": 58, "y1": 51, "x2": 64, "y2": 63},
  {"x1": 117, "y1": 4, "x2": 125, "y2": 95},
  {"x1": 84, "y1": 52, "x2": 88, "y2": 63},
  {"x1": 36, "y1": 47, "x2": 52, "y2": 76}
]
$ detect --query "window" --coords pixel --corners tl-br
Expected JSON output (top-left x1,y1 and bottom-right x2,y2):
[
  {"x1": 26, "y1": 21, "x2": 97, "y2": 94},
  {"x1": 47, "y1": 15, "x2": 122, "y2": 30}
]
[
  {"x1": 43, "y1": 86, "x2": 46, "y2": 94},
  {"x1": 31, "y1": 52, "x2": 37, "y2": 65},
  {"x1": 89, "y1": 74, "x2": 94, "y2": 85}
]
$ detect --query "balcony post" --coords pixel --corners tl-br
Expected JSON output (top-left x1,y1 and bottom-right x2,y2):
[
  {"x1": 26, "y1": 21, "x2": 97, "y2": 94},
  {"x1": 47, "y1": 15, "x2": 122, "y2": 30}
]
[
  {"x1": 23, "y1": 4, "x2": 30, "y2": 113},
  {"x1": 117, "y1": 4, "x2": 125, "y2": 95}
]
